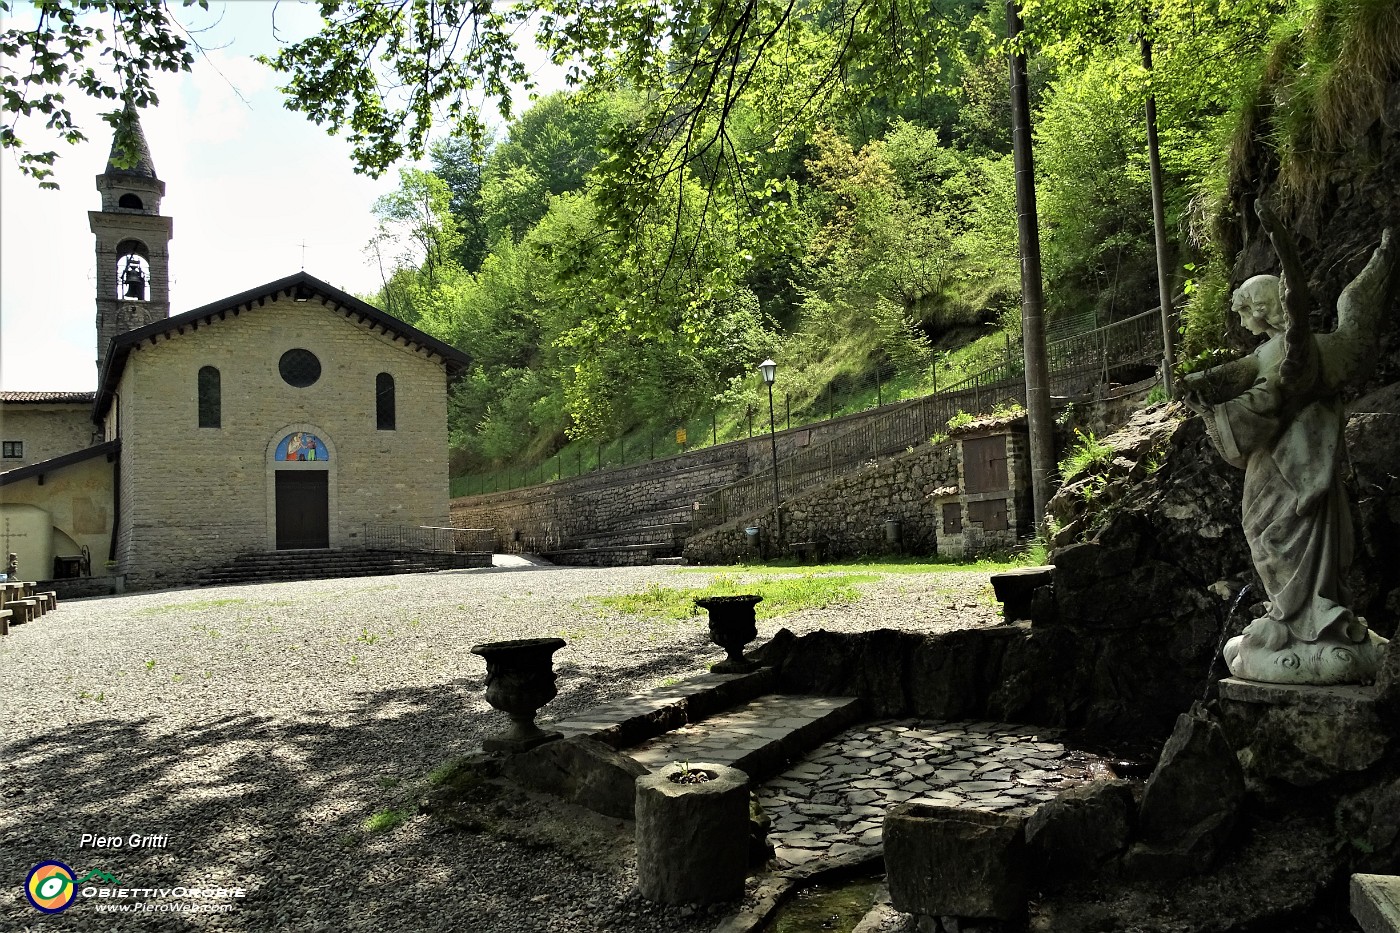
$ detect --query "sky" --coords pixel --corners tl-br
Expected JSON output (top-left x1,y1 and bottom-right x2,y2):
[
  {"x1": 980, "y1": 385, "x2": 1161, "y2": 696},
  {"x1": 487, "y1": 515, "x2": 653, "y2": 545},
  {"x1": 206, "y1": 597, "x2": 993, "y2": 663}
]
[{"x1": 0, "y1": 1, "x2": 562, "y2": 392}]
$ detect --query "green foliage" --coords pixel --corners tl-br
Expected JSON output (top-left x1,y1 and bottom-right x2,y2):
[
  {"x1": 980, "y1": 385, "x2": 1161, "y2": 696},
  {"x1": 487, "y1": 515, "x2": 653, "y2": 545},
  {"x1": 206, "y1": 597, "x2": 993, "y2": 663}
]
[
  {"x1": 1233, "y1": 0, "x2": 1400, "y2": 209},
  {"x1": 1035, "y1": 55, "x2": 1156, "y2": 317},
  {"x1": 1175, "y1": 347, "x2": 1241, "y2": 377},
  {"x1": 1057, "y1": 429, "x2": 1115, "y2": 482},
  {"x1": 430, "y1": 135, "x2": 491, "y2": 271},
  {"x1": 362, "y1": 808, "x2": 412, "y2": 834},
  {"x1": 946, "y1": 411, "x2": 975, "y2": 431},
  {"x1": 0, "y1": 0, "x2": 207, "y2": 187}
]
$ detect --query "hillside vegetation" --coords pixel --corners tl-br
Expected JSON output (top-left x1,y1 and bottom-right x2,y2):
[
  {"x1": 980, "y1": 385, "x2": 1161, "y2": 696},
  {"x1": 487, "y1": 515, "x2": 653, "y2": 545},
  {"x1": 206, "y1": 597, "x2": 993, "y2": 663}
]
[{"x1": 357, "y1": 0, "x2": 1389, "y2": 488}]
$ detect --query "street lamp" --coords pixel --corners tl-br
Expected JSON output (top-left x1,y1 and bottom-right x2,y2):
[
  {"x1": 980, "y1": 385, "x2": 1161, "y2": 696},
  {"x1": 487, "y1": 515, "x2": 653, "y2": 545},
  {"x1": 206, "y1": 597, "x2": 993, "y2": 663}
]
[{"x1": 759, "y1": 359, "x2": 782, "y2": 549}]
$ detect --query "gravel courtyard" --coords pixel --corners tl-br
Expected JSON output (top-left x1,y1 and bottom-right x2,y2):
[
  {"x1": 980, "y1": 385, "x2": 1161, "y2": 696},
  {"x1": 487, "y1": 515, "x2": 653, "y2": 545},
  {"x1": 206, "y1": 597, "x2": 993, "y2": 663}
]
[{"x1": 1, "y1": 563, "x2": 1001, "y2": 932}]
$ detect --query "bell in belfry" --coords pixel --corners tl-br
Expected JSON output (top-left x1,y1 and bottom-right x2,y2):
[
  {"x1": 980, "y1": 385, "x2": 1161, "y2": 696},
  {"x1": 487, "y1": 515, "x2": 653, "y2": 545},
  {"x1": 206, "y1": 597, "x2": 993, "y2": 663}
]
[{"x1": 121, "y1": 254, "x2": 147, "y2": 300}]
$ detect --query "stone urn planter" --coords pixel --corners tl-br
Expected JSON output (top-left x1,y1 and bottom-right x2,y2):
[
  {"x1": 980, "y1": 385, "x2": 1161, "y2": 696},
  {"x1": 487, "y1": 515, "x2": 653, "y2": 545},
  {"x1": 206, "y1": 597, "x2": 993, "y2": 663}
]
[
  {"x1": 470, "y1": 637, "x2": 566, "y2": 753},
  {"x1": 635, "y1": 762, "x2": 749, "y2": 905},
  {"x1": 694, "y1": 594, "x2": 762, "y2": 673}
]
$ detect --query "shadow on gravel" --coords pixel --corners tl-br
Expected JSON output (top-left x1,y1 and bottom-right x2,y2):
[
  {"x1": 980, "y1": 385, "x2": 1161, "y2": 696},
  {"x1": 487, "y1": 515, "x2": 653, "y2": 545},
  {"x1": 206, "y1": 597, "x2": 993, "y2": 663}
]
[{"x1": 1, "y1": 639, "x2": 718, "y2": 932}]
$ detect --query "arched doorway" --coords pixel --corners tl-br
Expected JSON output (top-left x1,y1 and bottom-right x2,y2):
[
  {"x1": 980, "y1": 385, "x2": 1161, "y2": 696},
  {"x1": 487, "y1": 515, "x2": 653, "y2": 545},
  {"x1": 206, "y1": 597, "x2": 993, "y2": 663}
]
[{"x1": 267, "y1": 427, "x2": 336, "y2": 550}]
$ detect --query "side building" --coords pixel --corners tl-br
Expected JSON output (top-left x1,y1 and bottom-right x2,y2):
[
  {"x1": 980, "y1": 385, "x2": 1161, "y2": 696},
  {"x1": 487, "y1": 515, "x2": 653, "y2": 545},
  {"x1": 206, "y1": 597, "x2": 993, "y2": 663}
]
[{"x1": 0, "y1": 393, "x2": 98, "y2": 469}]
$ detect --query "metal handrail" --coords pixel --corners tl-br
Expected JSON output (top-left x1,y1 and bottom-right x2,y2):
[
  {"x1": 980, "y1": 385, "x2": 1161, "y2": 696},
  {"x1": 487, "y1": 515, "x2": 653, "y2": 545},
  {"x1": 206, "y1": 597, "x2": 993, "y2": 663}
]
[{"x1": 364, "y1": 523, "x2": 494, "y2": 554}]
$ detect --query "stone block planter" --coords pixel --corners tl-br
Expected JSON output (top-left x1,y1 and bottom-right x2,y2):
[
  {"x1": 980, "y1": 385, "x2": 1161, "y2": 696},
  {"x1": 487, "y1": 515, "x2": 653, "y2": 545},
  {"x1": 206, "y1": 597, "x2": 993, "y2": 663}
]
[
  {"x1": 885, "y1": 803, "x2": 1027, "y2": 921},
  {"x1": 635, "y1": 762, "x2": 749, "y2": 905}
]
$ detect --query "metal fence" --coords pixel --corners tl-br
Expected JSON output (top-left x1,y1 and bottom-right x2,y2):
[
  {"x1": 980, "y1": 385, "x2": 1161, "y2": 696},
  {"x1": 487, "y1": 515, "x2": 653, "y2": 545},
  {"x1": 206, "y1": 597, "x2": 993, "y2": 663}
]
[{"x1": 364, "y1": 523, "x2": 495, "y2": 554}]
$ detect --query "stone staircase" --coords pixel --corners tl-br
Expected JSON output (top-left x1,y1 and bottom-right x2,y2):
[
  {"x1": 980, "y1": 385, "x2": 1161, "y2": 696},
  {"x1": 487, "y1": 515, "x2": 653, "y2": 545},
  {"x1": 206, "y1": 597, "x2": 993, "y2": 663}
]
[
  {"x1": 554, "y1": 668, "x2": 865, "y2": 781},
  {"x1": 197, "y1": 548, "x2": 489, "y2": 587},
  {"x1": 533, "y1": 663, "x2": 1111, "y2": 898},
  {"x1": 541, "y1": 504, "x2": 706, "y2": 566}
]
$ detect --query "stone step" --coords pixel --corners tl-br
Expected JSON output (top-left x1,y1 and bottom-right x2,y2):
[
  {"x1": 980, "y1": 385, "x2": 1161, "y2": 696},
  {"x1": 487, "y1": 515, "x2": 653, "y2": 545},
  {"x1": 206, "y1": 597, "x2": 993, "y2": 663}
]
[
  {"x1": 570, "y1": 522, "x2": 690, "y2": 551},
  {"x1": 624, "y1": 693, "x2": 867, "y2": 782},
  {"x1": 555, "y1": 668, "x2": 777, "y2": 750},
  {"x1": 541, "y1": 543, "x2": 678, "y2": 567},
  {"x1": 196, "y1": 548, "x2": 485, "y2": 587},
  {"x1": 1354, "y1": 874, "x2": 1400, "y2": 933}
]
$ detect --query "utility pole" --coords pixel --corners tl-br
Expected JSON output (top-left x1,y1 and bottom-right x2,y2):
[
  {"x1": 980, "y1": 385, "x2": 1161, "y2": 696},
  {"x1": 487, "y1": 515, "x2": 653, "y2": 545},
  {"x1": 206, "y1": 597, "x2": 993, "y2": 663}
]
[
  {"x1": 1008, "y1": 0, "x2": 1056, "y2": 530},
  {"x1": 1142, "y1": 32, "x2": 1178, "y2": 398}
]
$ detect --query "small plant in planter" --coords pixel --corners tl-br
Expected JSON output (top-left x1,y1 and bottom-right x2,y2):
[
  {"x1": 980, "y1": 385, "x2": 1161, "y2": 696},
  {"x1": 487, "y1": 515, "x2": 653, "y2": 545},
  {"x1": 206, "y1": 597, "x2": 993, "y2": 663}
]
[{"x1": 669, "y1": 761, "x2": 714, "y2": 785}]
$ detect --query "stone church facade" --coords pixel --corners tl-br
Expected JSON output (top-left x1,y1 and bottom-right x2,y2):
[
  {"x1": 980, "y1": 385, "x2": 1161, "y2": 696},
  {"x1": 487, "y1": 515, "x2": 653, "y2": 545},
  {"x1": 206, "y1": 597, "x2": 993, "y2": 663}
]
[{"x1": 0, "y1": 111, "x2": 466, "y2": 590}]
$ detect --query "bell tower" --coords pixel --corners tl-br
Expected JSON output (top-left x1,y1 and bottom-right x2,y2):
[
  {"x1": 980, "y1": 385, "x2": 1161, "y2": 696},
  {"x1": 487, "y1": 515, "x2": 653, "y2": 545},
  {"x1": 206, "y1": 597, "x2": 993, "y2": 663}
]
[{"x1": 89, "y1": 104, "x2": 173, "y2": 376}]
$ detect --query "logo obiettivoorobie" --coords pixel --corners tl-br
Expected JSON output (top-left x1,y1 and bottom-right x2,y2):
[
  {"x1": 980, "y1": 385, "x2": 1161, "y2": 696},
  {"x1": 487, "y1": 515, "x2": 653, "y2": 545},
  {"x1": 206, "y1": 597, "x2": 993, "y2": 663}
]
[{"x1": 25, "y1": 861, "x2": 77, "y2": 913}]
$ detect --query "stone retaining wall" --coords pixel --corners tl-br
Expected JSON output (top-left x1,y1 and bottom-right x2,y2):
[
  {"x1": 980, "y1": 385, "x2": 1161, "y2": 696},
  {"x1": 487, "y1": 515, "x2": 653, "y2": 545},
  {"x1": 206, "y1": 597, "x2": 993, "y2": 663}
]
[
  {"x1": 450, "y1": 453, "x2": 752, "y2": 551},
  {"x1": 449, "y1": 397, "x2": 962, "y2": 551},
  {"x1": 682, "y1": 423, "x2": 1031, "y2": 564},
  {"x1": 451, "y1": 404, "x2": 1044, "y2": 560}
]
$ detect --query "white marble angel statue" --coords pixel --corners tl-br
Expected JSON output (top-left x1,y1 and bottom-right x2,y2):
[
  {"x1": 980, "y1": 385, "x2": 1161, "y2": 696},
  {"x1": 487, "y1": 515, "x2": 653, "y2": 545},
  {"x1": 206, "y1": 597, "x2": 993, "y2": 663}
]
[{"x1": 1181, "y1": 204, "x2": 1395, "y2": 685}]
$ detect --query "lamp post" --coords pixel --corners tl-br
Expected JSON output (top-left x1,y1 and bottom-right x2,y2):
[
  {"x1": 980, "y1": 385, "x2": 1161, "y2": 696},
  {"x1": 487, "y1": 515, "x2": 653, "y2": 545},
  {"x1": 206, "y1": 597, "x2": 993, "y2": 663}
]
[{"x1": 759, "y1": 359, "x2": 783, "y2": 549}]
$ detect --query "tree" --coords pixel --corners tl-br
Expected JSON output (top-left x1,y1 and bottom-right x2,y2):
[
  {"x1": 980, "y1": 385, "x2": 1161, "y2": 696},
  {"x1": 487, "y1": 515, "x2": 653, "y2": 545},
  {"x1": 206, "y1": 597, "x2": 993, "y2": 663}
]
[
  {"x1": 430, "y1": 135, "x2": 491, "y2": 271},
  {"x1": 369, "y1": 168, "x2": 462, "y2": 290},
  {"x1": 0, "y1": 0, "x2": 206, "y2": 187}
]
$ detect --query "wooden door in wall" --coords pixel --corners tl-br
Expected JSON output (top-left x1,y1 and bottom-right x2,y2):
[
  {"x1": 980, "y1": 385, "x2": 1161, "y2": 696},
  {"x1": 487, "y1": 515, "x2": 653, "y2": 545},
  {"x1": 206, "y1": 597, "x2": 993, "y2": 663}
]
[{"x1": 275, "y1": 472, "x2": 329, "y2": 549}]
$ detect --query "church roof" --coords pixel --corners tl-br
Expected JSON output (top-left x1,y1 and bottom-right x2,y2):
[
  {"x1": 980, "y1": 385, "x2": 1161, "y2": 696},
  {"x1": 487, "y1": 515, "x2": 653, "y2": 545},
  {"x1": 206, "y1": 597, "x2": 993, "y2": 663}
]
[
  {"x1": 0, "y1": 391, "x2": 97, "y2": 404},
  {"x1": 0, "y1": 440, "x2": 120, "y2": 487},
  {"x1": 93, "y1": 271, "x2": 471, "y2": 424},
  {"x1": 104, "y1": 104, "x2": 158, "y2": 179}
]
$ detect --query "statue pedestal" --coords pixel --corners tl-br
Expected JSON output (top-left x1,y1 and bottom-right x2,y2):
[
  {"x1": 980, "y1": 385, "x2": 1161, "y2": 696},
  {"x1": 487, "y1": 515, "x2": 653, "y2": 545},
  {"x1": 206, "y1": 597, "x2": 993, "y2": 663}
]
[
  {"x1": 1224, "y1": 629, "x2": 1388, "y2": 685},
  {"x1": 1217, "y1": 677, "x2": 1391, "y2": 787}
]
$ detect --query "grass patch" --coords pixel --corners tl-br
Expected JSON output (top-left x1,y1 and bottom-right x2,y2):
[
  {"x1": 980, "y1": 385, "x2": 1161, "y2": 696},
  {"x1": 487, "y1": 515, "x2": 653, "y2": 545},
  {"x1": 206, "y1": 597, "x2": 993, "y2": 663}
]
[
  {"x1": 597, "y1": 573, "x2": 875, "y2": 620},
  {"x1": 427, "y1": 757, "x2": 474, "y2": 787},
  {"x1": 138, "y1": 598, "x2": 247, "y2": 615},
  {"x1": 362, "y1": 808, "x2": 412, "y2": 834}
]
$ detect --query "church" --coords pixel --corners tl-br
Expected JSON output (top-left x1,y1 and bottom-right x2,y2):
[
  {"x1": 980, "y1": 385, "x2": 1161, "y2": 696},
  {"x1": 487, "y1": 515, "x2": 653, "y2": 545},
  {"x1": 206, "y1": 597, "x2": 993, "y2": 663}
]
[{"x1": 0, "y1": 113, "x2": 468, "y2": 591}]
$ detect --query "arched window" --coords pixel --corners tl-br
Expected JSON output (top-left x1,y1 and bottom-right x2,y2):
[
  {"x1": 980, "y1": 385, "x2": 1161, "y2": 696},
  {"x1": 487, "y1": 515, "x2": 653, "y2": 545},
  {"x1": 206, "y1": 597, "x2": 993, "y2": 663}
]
[
  {"x1": 376, "y1": 373, "x2": 396, "y2": 430},
  {"x1": 118, "y1": 193, "x2": 144, "y2": 210},
  {"x1": 198, "y1": 366, "x2": 221, "y2": 428},
  {"x1": 115, "y1": 239, "x2": 150, "y2": 301}
]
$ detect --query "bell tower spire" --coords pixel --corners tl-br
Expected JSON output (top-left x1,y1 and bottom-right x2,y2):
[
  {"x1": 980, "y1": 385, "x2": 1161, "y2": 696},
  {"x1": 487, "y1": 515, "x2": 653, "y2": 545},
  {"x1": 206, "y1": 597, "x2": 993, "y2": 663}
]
[{"x1": 89, "y1": 101, "x2": 173, "y2": 376}]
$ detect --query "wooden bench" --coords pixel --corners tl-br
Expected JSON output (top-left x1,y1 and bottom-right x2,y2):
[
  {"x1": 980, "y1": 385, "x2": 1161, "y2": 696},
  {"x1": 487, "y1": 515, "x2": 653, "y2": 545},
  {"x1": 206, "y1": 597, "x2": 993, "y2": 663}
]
[
  {"x1": 790, "y1": 541, "x2": 825, "y2": 564},
  {"x1": 1, "y1": 581, "x2": 53, "y2": 624},
  {"x1": 0, "y1": 608, "x2": 10, "y2": 636},
  {"x1": 6, "y1": 598, "x2": 38, "y2": 624}
]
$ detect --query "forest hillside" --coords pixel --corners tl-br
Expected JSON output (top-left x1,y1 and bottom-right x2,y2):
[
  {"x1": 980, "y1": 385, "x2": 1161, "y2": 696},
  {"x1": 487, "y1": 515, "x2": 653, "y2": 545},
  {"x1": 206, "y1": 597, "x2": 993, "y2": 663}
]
[{"x1": 356, "y1": 0, "x2": 1400, "y2": 490}]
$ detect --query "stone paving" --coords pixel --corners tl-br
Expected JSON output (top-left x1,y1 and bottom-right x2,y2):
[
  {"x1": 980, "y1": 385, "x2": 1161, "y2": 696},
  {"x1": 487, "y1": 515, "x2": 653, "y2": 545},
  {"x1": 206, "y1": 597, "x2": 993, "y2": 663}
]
[
  {"x1": 554, "y1": 671, "x2": 1115, "y2": 877},
  {"x1": 757, "y1": 719, "x2": 1112, "y2": 870}
]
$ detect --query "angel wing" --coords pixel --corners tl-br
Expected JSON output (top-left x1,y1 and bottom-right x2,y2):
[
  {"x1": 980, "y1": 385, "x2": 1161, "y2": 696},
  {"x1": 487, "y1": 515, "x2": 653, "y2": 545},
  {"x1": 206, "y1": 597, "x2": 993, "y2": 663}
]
[
  {"x1": 1255, "y1": 201, "x2": 1316, "y2": 388},
  {"x1": 1317, "y1": 229, "x2": 1396, "y2": 390}
]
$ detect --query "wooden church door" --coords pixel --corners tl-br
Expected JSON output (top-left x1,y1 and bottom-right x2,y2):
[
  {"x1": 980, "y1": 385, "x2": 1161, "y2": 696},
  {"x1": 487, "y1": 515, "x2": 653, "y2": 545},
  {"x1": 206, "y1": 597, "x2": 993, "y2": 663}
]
[{"x1": 275, "y1": 472, "x2": 330, "y2": 549}]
